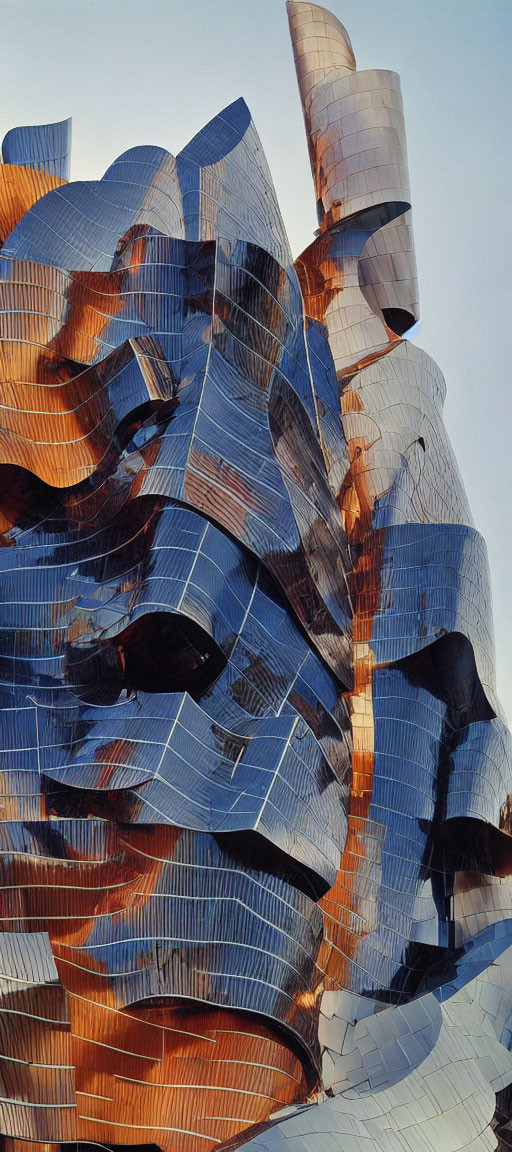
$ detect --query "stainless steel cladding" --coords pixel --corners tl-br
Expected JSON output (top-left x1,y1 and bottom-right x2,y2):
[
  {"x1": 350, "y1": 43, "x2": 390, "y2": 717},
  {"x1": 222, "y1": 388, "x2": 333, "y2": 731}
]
[{"x1": 0, "y1": 5, "x2": 508, "y2": 1152}]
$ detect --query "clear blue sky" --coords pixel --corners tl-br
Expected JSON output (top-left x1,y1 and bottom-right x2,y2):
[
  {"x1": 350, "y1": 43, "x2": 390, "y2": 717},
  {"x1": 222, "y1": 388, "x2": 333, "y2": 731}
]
[{"x1": 1, "y1": 0, "x2": 511, "y2": 716}]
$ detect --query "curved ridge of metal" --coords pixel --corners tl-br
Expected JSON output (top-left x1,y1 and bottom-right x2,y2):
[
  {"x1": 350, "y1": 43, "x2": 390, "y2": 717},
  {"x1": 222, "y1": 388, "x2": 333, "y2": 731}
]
[
  {"x1": 2, "y1": 117, "x2": 72, "y2": 181},
  {"x1": 0, "y1": 6, "x2": 508, "y2": 1152}
]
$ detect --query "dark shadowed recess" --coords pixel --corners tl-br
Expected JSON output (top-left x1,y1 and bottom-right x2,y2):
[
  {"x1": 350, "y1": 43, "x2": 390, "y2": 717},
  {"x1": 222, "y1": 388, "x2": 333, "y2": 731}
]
[
  {"x1": 381, "y1": 307, "x2": 416, "y2": 336},
  {"x1": 66, "y1": 612, "x2": 227, "y2": 704}
]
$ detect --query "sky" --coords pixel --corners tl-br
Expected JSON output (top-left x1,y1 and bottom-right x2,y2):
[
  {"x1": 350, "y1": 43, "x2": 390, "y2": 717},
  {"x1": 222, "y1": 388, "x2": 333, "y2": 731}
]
[{"x1": 0, "y1": 0, "x2": 511, "y2": 715}]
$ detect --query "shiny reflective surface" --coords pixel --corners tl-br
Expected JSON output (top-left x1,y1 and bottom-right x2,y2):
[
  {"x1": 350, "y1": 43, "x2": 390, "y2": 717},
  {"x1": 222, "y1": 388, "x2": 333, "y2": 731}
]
[{"x1": 0, "y1": 4, "x2": 509, "y2": 1152}]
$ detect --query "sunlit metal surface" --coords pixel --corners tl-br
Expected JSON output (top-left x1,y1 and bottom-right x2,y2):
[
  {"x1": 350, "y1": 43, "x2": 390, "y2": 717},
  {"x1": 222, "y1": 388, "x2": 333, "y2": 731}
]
[
  {"x1": 2, "y1": 118, "x2": 71, "y2": 181},
  {"x1": 0, "y1": 3, "x2": 509, "y2": 1152}
]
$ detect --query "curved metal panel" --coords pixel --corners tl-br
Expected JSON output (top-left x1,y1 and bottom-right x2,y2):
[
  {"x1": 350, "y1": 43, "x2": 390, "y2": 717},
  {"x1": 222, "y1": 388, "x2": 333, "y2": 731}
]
[
  {"x1": 286, "y1": 2, "x2": 356, "y2": 112},
  {"x1": 0, "y1": 4, "x2": 507, "y2": 1152},
  {"x1": 2, "y1": 118, "x2": 71, "y2": 181},
  {"x1": 359, "y1": 209, "x2": 419, "y2": 333}
]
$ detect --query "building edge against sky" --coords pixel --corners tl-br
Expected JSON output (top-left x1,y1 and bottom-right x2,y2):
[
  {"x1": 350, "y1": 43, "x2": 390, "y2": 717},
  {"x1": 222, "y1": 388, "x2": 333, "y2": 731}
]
[{"x1": 0, "y1": 3, "x2": 507, "y2": 1152}]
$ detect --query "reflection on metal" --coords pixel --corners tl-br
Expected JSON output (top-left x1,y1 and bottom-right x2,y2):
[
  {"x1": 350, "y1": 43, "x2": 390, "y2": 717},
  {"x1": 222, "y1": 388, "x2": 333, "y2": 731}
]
[
  {"x1": 0, "y1": 4, "x2": 508, "y2": 1152},
  {"x1": 2, "y1": 118, "x2": 71, "y2": 181}
]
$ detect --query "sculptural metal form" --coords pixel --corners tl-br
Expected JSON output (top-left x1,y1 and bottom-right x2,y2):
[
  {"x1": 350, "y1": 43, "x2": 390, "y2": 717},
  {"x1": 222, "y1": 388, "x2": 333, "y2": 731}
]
[{"x1": 0, "y1": 3, "x2": 510, "y2": 1151}]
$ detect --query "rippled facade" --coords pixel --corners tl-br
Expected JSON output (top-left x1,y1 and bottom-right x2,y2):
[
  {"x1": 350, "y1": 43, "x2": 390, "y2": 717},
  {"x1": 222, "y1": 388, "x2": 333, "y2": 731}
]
[{"x1": 0, "y1": 4, "x2": 509, "y2": 1152}]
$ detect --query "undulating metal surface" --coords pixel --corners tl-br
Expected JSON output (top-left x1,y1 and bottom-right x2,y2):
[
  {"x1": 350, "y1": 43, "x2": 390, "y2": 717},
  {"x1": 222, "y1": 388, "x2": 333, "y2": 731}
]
[
  {"x1": 0, "y1": 3, "x2": 509, "y2": 1152},
  {"x1": 2, "y1": 118, "x2": 71, "y2": 181}
]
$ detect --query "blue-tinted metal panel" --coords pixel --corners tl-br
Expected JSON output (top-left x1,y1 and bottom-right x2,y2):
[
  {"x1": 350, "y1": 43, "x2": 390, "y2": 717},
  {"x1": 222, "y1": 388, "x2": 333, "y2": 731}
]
[
  {"x1": 2, "y1": 117, "x2": 71, "y2": 180},
  {"x1": 0, "y1": 2, "x2": 508, "y2": 1149}
]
